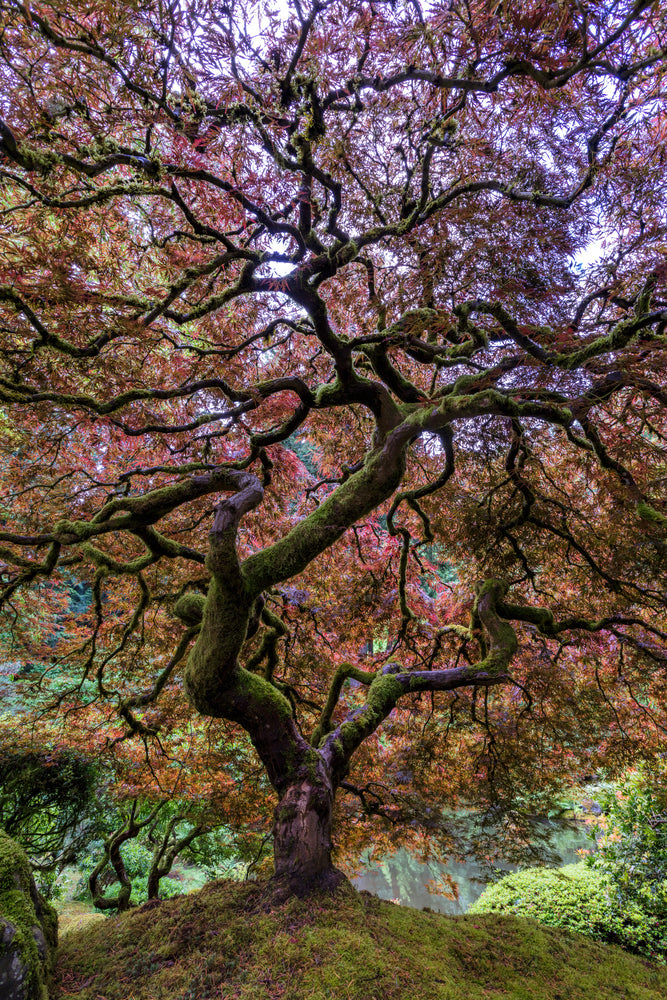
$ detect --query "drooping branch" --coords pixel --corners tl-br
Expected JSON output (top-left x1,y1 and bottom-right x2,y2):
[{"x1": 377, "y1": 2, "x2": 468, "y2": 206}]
[
  {"x1": 495, "y1": 600, "x2": 667, "y2": 643},
  {"x1": 119, "y1": 625, "x2": 200, "y2": 735},
  {"x1": 245, "y1": 603, "x2": 289, "y2": 682},
  {"x1": 387, "y1": 425, "x2": 455, "y2": 545},
  {"x1": 0, "y1": 466, "x2": 268, "y2": 609}
]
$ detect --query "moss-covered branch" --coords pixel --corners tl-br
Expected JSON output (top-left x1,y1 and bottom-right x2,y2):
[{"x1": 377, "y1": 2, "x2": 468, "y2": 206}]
[
  {"x1": 179, "y1": 470, "x2": 316, "y2": 792},
  {"x1": 310, "y1": 662, "x2": 377, "y2": 748},
  {"x1": 245, "y1": 604, "x2": 289, "y2": 680},
  {"x1": 321, "y1": 579, "x2": 516, "y2": 772},
  {"x1": 241, "y1": 421, "x2": 415, "y2": 593},
  {"x1": 495, "y1": 600, "x2": 665, "y2": 640}
]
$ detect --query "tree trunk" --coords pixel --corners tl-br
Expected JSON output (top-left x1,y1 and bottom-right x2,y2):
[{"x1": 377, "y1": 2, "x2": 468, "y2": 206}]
[{"x1": 272, "y1": 767, "x2": 345, "y2": 894}]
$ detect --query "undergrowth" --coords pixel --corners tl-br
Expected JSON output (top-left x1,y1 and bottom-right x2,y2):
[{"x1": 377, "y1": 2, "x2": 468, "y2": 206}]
[{"x1": 55, "y1": 878, "x2": 667, "y2": 1000}]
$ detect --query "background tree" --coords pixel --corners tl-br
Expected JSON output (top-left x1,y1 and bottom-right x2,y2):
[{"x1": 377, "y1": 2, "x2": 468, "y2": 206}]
[
  {"x1": 0, "y1": 747, "x2": 97, "y2": 872},
  {"x1": 0, "y1": 0, "x2": 666, "y2": 893}
]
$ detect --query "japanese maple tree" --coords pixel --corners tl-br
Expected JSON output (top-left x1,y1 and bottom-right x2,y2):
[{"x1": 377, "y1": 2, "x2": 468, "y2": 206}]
[{"x1": 0, "y1": 0, "x2": 666, "y2": 894}]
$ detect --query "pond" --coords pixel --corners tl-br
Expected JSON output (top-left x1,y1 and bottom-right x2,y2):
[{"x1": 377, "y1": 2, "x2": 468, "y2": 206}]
[{"x1": 352, "y1": 817, "x2": 592, "y2": 913}]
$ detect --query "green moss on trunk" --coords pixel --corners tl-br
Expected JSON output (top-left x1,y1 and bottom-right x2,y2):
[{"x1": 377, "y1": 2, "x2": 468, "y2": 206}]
[{"x1": 0, "y1": 828, "x2": 57, "y2": 1000}]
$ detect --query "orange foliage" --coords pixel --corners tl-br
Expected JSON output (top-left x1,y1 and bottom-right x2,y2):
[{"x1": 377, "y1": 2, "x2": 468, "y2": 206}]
[{"x1": 0, "y1": 0, "x2": 666, "y2": 874}]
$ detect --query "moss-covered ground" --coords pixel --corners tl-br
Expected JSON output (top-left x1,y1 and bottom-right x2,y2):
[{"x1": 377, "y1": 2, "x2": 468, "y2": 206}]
[
  {"x1": 54, "y1": 878, "x2": 667, "y2": 1000},
  {"x1": 56, "y1": 900, "x2": 106, "y2": 938}
]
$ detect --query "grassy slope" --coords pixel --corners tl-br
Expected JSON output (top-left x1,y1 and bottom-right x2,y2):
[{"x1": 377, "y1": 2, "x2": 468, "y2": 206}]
[{"x1": 55, "y1": 879, "x2": 667, "y2": 1000}]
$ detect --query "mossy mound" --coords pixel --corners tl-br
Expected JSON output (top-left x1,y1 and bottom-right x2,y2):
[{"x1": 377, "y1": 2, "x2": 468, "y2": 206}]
[
  {"x1": 55, "y1": 878, "x2": 667, "y2": 1000},
  {"x1": 56, "y1": 901, "x2": 106, "y2": 939},
  {"x1": 0, "y1": 828, "x2": 58, "y2": 1000}
]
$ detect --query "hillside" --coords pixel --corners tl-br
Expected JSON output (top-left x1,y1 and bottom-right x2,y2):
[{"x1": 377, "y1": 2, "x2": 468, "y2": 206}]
[{"x1": 55, "y1": 880, "x2": 667, "y2": 1000}]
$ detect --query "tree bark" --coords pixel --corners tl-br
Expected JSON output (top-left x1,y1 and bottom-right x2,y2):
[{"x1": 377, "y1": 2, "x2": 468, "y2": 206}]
[
  {"x1": 272, "y1": 763, "x2": 345, "y2": 894},
  {"x1": 273, "y1": 775, "x2": 332, "y2": 878}
]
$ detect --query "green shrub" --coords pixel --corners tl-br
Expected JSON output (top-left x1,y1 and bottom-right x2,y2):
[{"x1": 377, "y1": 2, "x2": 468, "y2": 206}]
[
  {"x1": 469, "y1": 862, "x2": 650, "y2": 955},
  {"x1": 586, "y1": 770, "x2": 667, "y2": 961},
  {"x1": 0, "y1": 748, "x2": 99, "y2": 871}
]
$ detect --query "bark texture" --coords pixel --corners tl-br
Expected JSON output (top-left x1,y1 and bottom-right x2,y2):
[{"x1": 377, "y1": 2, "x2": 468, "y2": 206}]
[{"x1": 272, "y1": 763, "x2": 339, "y2": 890}]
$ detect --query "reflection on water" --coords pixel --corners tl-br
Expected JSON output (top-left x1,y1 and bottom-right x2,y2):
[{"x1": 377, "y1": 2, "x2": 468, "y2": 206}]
[{"x1": 352, "y1": 820, "x2": 591, "y2": 914}]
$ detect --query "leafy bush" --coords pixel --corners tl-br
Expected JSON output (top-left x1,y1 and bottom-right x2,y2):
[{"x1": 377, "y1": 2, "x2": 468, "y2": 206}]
[
  {"x1": 586, "y1": 771, "x2": 667, "y2": 961},
  {"x1": 0, "y1": 748, "x2": 100, "y2": 872},
  {"x1": 181, "y1": 824, "x2": 272, "y2": 882},
  {"x1": 469, "y1": 863, "x2": 649, "y2": 954}
]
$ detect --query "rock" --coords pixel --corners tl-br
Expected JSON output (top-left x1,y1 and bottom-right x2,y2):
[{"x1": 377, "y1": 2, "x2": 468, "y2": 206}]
[
  {"x1": 581, "y1": 799, "x2": 603, "y2": 816},
  {"x1": 0, "y1": 828, "x2": 57, "y2": 999}
]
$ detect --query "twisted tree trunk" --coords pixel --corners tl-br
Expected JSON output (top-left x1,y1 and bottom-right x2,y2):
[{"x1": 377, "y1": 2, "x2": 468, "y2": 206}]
[{"x1": 272, "y1": 756, "x2": 343, "y2": 893}]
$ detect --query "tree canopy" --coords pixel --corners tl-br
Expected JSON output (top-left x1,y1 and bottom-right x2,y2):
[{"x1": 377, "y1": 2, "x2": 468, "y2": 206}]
[{"x1": 0, "y1": 0, "x2": 666, "y2": 892}]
